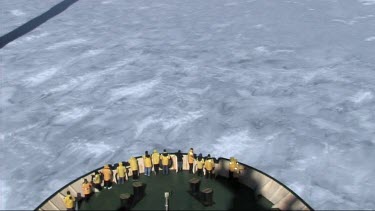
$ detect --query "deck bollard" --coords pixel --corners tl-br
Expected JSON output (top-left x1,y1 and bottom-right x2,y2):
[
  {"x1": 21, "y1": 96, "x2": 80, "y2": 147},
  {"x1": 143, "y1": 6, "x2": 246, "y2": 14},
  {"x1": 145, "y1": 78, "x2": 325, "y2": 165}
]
[
  {"x1": 200, "y1": 188, "x2": 213, "y2": 206},
  {"x1": 189, "y1": 178, "x2": 201, "y2": 195},
  {"x1": 119, "y1": 193, "x2": 131, "y2": 210},
  {"x1": 132, "y1": 181, "x2": 145, "y2": 202}
]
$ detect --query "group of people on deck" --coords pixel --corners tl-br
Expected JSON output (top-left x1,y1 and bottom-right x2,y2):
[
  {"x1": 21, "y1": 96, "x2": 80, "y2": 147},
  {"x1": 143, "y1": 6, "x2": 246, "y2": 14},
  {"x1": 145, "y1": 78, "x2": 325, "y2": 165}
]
[{"x1": 63, "y1": 148, "x2": 240, "y2": 210}]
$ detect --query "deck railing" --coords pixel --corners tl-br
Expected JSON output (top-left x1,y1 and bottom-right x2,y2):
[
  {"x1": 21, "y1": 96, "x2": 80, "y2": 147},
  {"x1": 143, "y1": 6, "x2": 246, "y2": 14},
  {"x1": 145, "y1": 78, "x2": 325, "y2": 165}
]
[
  {"x1": 215, "y1": 158, "x2": 312, "y2": 210},
  {"x1": 36, "y1": 154, "x2": 313, "y2": 210}
]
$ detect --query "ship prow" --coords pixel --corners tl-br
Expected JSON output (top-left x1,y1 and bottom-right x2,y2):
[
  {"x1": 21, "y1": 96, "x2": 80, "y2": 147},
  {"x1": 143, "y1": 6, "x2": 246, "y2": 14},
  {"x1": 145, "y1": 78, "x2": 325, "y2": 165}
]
[{"x1": 36, "y1": 155, "x2": 313, "y2": 210}]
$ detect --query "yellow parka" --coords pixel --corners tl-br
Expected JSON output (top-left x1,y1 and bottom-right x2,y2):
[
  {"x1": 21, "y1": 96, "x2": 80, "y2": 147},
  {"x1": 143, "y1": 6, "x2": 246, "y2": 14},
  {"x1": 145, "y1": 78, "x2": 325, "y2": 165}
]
[
  {"x1": 143, "y1": 155, "x2": 152, "y2": 168},
  {"x1": 102, "y1": 165, "x2": 112, "y2": 181},
  {"x1": 152, "y1": 150, "x2": 160, "y2": 164},
  {"x1": 229, "y1": 157, "x2": 239, "y2": 172},
  {"x1": 188, "y1": 149, "x2": 195, "y2": 164},
  {"x1": 204, "y1": 158, "x2": 214, "y2": 171},
  {"x1": 93, "y1": 173, "x2": 101, "y2": 184},
  {"x1": 64, "y1": 194, "x2": 75, "y2": 209},
  {"x1": 82, "y1": 182, "x2": 92, "y2": 195},
  {"x1": 117, "y1": 162, "x2": 126, "y2": 178},
  {"x1": 129, "y1": 157, "x2": 138, "y2": 171},
  {"x1": 160, "y1": 154, "x2": 171, "y2": 166},
  {"x1": 197, "y1": 158, "x2": 205, "y2": 169}
]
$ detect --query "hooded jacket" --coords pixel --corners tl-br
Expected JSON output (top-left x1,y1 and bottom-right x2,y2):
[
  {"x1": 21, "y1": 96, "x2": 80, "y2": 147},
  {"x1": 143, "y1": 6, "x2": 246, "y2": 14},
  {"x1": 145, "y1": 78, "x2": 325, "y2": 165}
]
[
  {"x1": 152, "y1": 150, "x2": 160, "y2": 164},
  {"x1": 93, "y1": 172, "x2": 101, "y2": 184},
  {"x1": 229, "y1": 157, "x2": 239, "y2": 172},
  {"x1": 204, "y1": 157, "x2": 214, "y2": 171},
  {"x1": 197, "y1": 154, "x2": 204, "y2": 169},
  {"x1": 143, "y1": 154, "x2": 152, "y2": 168},
  {"x1": 161, "y1": 152, "x2": 171, "y2": 166},
  {"x1": 82, "y1": 181, "x2": 92, "y2": 195},
  {"x1": 64, "y1": 194, "x2": 75, "y2": 209},
  {"x1": 102, "y1": 165, "x2": 112, "y2": 181},
  {"x1": 117, "y1": 162, "x2": 126, "y2": 178},
  {"x1": 188, "y1": 149, "x2": 195, "y2": 164},
  {"x1": 129, "y1": 157, "x2": 139, "y2": 171}
]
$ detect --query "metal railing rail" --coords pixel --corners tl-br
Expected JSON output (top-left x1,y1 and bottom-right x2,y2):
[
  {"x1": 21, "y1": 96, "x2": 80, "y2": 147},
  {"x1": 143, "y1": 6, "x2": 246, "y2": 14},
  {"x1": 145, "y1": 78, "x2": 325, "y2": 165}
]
[{"x1": 36, "y1": 154, "x2": 313, "y2": 210}]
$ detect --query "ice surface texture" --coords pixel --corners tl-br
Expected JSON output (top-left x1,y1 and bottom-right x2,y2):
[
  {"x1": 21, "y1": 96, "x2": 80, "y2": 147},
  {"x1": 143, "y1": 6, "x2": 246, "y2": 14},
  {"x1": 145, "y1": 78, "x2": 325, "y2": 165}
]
[{"x1": 1, "y1": 0, "x2": 375, "y2": 209}]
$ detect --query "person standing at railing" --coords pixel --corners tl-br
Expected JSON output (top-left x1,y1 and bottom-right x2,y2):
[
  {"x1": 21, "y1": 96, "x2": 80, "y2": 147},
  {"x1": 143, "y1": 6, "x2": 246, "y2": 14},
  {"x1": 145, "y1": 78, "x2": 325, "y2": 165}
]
[
  {"x1": 129, "y1": 156, "x2": 139, "y2": 180},
  {"x1": 176, "y1": 150, "x2": 183, "y2": 172},
  {"x1": 82, "y1": 179, "x2": 92, "y2": 202},
  {"x1": 64, "y1": 191, "x2": 76, "y2": 211},
  {"x1": 92, "y1": 171, "x2": 102, "y2": 191},
  {"x1": 196, "y1": 153, "x2": 205, "y2": 177},
  {"x1": 102, "y1": 164, "x2": 113, "y2": 189},
  {"x1": 161, "y1": 149, "x2": 171, "y2": 175},
  {"x1": 143, "y1": 151, "x2": 152, "y2": 176},
  {"x1": 152, "y1": 149, "x2": 161, "y2": 175},
  {"x1": 204, "y1": 154, "x2": 214, "y2": 179},
  {"x1": 188, "y1": 148, "x2": 195, "y2": 174},
  {"x1": 117, "y1": 162, "x2": 126, "y2": 184},
  {"x1": 228, "y1": 157, "x2": 239, "y2": 180}
]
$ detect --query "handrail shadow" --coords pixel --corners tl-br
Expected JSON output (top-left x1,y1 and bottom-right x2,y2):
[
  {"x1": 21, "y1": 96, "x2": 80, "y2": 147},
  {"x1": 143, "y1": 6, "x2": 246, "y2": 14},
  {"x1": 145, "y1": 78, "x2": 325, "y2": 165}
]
[{"x1": 0, "y1": 0, "x2": 78, "y2": 49}]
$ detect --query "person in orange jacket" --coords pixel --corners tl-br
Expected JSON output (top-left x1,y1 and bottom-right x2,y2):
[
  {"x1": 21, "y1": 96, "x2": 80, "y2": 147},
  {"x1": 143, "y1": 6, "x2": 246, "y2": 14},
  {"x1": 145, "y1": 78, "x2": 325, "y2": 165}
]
[
  {"x1": 63, "y1": 191, "x2": 75, "y2": 211},
  {"x1": 102, "y1": 164, "x2": 113, "y2": 189},
  {"x1": 82, "y1": 179, "x2": 92, "y2": 202}
]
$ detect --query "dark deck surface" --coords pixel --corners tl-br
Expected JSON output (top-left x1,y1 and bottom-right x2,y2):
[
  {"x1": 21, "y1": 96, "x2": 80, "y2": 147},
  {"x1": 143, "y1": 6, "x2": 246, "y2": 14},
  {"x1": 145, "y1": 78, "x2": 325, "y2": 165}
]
[{"x1": 80, "y1": 171, "x2": 273, "y2": 210}]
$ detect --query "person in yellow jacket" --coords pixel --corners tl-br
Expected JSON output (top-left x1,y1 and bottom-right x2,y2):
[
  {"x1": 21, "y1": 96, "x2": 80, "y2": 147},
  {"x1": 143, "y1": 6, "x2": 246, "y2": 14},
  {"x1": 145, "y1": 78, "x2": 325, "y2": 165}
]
[
  {"x1": 92, "y1": 171, "x2": 102, "y2": 191},
  {"x1": 151, "y1": 149, "x2": 160, "y2": 175},
  {"x1": 228, "y1": 157, "x2": 239, "y2": 180},
  {"x1": 196, "y1": 153, "x2": 205, "y2": 177},
  {"x1": 160, "y1": 149, "x2": 171, "y2": 175},
  {"x1": 143, "y1": 151, "x2": 152, "y2": 176},
  {"x1": 64, "y1": 191, "x2": 75, "y2": 211},
  {"x1": 129, "y1": 156, "x2": 139, "y2": 180},
  {"x1": 204, "y1": 154, "x2": 214, "y2": 179},
  {"x1": 188, "y1": 148, "x2": 195, "y2": 174},
  {"x1": 82, "y1": 179, "x2": 92, "y2": 202},
  {"x1": 116, "y1": 162, "x2": 126, "y2": 184},
  {"x1": 102, "y1": 164, "x2": 113, "y2": 189}
]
